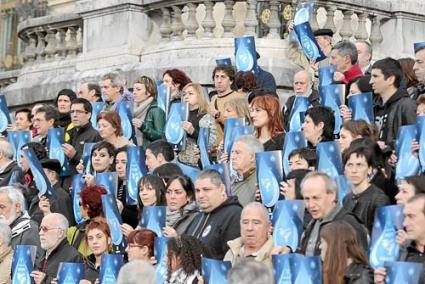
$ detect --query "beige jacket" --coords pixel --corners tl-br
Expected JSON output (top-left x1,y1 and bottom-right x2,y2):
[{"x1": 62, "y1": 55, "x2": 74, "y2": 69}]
[
  {"x1": 224, "y1": 236, "x2": 274, "y2": 269},
  {"x1": 0, "y1": 247, "x2": 13, "y2": 284}
]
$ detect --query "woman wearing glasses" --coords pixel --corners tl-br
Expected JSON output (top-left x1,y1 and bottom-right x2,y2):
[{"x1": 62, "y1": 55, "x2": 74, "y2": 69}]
[{"x1": 126, "y1": 228, "x2": 157, "y2": 262}]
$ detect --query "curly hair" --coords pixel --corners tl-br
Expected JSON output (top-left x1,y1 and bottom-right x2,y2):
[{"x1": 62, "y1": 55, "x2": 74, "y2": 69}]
[
  {"x1": 166, "y1": 235, "x2": 205, "y2": 281},
  {"x1": 79, "y1": 185, "x2": 108, "y2": 219}
]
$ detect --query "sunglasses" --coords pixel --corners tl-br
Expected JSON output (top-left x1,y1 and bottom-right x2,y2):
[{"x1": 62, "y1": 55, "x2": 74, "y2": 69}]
[{"x1": 40, "y1": 226, "x2": 62, "y2": 232}]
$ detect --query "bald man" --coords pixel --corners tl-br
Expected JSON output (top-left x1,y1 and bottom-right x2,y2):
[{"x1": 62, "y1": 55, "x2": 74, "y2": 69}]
[{"x1": 282, "y1": 70, "x2": 320, "y2": 131}]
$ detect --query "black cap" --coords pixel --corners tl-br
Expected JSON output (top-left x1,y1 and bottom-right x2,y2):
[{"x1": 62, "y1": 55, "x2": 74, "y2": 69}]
[
  {"x1": 313, "y1": 29, "x2": 334, "y2": 37},
  {"x1": 40, "y1": 159, "x2": 62, "y2": 174}
]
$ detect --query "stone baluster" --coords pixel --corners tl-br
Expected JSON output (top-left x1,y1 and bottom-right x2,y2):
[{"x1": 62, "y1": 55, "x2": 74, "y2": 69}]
[
  {"x1": 77, "y1": 26, "x2": 83, "y2": 53},
  {"x1": 339, "y1": 9, "x2": 354, "y2": 41},
  {"x1": 266, "y1": 0, "x2": 281, "y2": 39},
  {"x1": 310, "y1": 6, "x2": 319, "y2": 31},
  {"x1": 56, "y1": 28, "x2": 67, "y2": 57},
  {"x1": 244, "y1": 0, "x2": 258, "y2": 36},
  {"x1": 369, "y1": 15, "x2": 383, "y2": 48},
  {"x1": 24, "y1": 33, "x2": 37, "y2": 62},
  {"x1": 66, "y1": 27, "x2": 79, "y2": 56},
  {"x1": 222, "y1": 0, "x2": 235, "y2": 38},
  {"x1": 202, "y1": 0, "x2": 216, "y2": 38},
  {"x1": 171, "y1": 6, "x2": 184, "y2": 40},
  {"x1": 35, "y1": 31, "x2": 46, "y2": 61},
  {"x1": 44, "y1": 29, "x2": 57, "y2": 59},
  {"x1": 159, "y1": 8, "x2": 172, "y2": 41},
  {"x1": 323, "y1": 5, "x2": 337, "y2": 33},
  {"x1": 354, "y1": 12, "x2": 369, "y2": 41},
  {"x1": 185, "y1": 3, "x2": 199, "y2": 39}
]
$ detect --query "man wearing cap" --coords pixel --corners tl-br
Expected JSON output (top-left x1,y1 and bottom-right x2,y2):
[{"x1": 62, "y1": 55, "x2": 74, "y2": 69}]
[
  {"x1": 27, "y1": 158, "x2": 74, "y2": 226},
  {"x1": 413, "y1": 42, "x2": 425, "y2": 100}
]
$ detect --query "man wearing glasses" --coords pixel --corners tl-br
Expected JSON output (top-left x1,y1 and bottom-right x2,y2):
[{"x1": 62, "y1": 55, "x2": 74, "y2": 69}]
[{"x1": 31, "y1": 213, "x2": 82, "y2": 284}]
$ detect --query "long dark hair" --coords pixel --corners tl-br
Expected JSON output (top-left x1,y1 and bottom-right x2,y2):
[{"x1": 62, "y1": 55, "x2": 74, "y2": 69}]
[{"x1": 137, "y1": 175, "x2": 166, "y2": 219}]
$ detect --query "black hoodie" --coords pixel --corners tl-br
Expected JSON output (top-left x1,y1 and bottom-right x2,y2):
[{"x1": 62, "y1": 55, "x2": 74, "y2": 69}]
[{"x1": 184, "y1": 196, "x2": 242, "y2": 259}]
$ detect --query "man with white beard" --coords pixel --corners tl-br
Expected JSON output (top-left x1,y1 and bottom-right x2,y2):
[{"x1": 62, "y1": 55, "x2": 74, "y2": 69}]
[{"x1": 0, "y1": 186, "x2": 43, "y2": 260}]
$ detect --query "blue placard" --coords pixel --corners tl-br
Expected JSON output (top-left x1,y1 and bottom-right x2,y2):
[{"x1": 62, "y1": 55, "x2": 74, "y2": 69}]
[
  {"x1": 165, "y1": 103, "x2": 188, "y2": 145},
  {"x1": 290, "y1": 254, "x2": 322, "y2": 284},
  {"x1": 395, "y1": 125, "x2": 420, "y2": 180},
  {"x1": 230, "y1": 125, "x2": 255, "y2": 150},
  {"x1": 273, "y1": 253, "x2": 293, "y2": 284},
  {"x1": 256, "y1": 151, "x2": 283, "y2": 207},
  {"x1": 126, "y1": 146, "x2": 147, "y2": 205},
  {"x1": 316, "y1": 141, "x2": 343, "y2": 178},
  {"x1": 154, "y1": 237, "x2": 170, "y2": 284},
  {"x1": 216, "y1": 58, "x2": 232, "y2": 65},
  {"x1": 223, "y1": 118, "x2": 245, "y2": 154},
  {"x1": 22, "y1": 148, "x2": 56, "y2": 198},
  {"x1": 139, "y1": 206, "x2": 166, "y2": 237},
  {"x1": 202, "y1": 257, "x2": 232, "y2": 284},
  {"x1": 156, "y1": 81, "x2": 171, "y2": 120},
  {"x1": 288, "y1": 96, "x2": 310, "y2": 132},
  {"x1": 175, "y1": 161, "x2": 200, "y2": 184},
  {"x1": 348, "y1": 92, "x2": 374, "y2": 123},
  {"x1": 335, "y1": 175, "x2": 352, "y2": 205},
  {"x1": 319, "y1": 84, "x2": 344, "y2": 135},
  {"x1": 417, "y1": 116, "x2": 425, "y2": 173},
  {"x1": 91, "y1": 102, "x2": 105, "y2": 130},
  {"x1": 272, "y1": 200, "x2": 305, "y2": 252},
  {"x1": 47, "y1": 128, "x2": 70, "y2": 176},
  {"x1": 71, "y1": 174, "x2": 85, "y2": 224},
  {"x1": 117, "y1": 101, "x2": 137, "y2": 144},
  {"x1": 82, "y1": 142, "x2": 96, "y2": 175},
  {"x1": 101, "y1": 194, "x2": 124, "y2": 246},
  {"x1": 290, "y1": 0, "x2": 314, "y2": 43},
  {"x1": 282, "y1": 131, "x2": 307, "y2": 175},
  {"x1": 234, "y1": 36, "x2": 259, "y2": 76},
  {"x1": 0, "y1": 95, "x2": 11, "y2": 132},
  {"x1": 205, "y1": 163, "x2": 232, "y2": 197},
  {"x1": 99, "y1": 254, "x2": 123, "y2": 284},
  {"x1": 318, "y1": 65, "x2": 337, "y2": 87},
  {"x1": 198, "y1": 127, "x2": 211, "y2": 168},
  {"x1": 8, "y1": 130, "x2": 31, "y2": 161},
  {"x1": 293, "y1": 22, "x2": 326, "y2": 62},
  {"x1": 96, "y1": 172, "x2": 118, "y2": 196},
  {"x1": 384, "y1": 261, "x2": 423, "y2": 284},
  {"x1": 369, "y1": 205, "x2": 404, "y2": 269},
  {"x1": 56, "y1": 262, "x2": 85, "y2": 284},
  {"x1": 11, "y1": 245, "x2": 37, "y2": 284}
]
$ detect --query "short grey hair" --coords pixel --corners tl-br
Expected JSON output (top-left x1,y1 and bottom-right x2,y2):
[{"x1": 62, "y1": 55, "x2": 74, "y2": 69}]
[
  {"x1": 0, "y1": 139, "x2": 14, "y2": 160},
  {"x1": 49, "y1": 213, "x2": 69, "y2": 232},
  {"x1": 242, "y1": 202, "x2": 270, "y2": 223},
  {"x1": 234, "y1": 135, "x2": 264, "y2": 155},
  {"x1": 300, "y1": 172, "x2": 338, "y2": 195},
  {"x1": 333, "y1": 41, "x2": 358, "y2": 65},
  {"x1": 117, "y1": 260, "x2": 156, "y2": 284},
  {"x1": 196, "y1": 169, "x2": 225, "y2": 188},
  {"x1": 0, "y1": 223, "x2": 11, "y2": 247},
  {"x1": 355, "y1": 40, "x2": 373, "y2": 60},
  {"x1": 227, "y1": 260, "x2": 273, "y2": 284},
  {"x1": 0, "y1": 186, "x2": 25, "y2": 212},
  {"x1": 102, "y1": 72, "x2": 125, "y2": 89}
]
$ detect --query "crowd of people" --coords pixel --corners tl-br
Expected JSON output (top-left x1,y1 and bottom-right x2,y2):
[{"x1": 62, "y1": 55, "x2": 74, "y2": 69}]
[{"x1": 0, "y1": 25, "x2": 424, "y2": 284}]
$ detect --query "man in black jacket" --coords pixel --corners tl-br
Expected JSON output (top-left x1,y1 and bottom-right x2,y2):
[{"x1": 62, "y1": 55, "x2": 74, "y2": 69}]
[
  {"x1": 184, "y1": 169, "x2": 242, "y2": 259},
  {"x1": 299, "y1": 172, "x2": 368, "y2": 256},
  {"x1": 31, "y1": 213, "x2": 82, "y2": 284}
]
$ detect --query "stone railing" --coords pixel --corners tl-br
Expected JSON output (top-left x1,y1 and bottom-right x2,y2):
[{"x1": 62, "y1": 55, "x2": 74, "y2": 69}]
[
  {"x1": 0, "y1": 70, "x2": 19, "y2": 91},
  {"x1": 17, "y1": 13, "x2": 83, "y2": 63}
]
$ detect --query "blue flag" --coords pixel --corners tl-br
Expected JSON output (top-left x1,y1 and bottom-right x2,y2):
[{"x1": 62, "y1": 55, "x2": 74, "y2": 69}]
[
  {"x1": 154, "y1": 237, "x2": 170, "y2": 284},
  {"x1": 395, "y1": 125, "x2": 420, "y2": 180},
  {"x1": 234, "y1": 36, "x2": 259, "y2": 76},
  {"x1": 282, "y1": 131, "x2": 307, "y2": 175},
  {"x1": 417, "y1": 116, "x2": 425, "y2": 173},
  {"x1": 288, "y1": 96, "x2": 310, "y2": 132},
  {"x1": 198, "y1": 127, "x2": 211, "y2": 168},
  {"x1": 316, "y1": 141, "x2": 343, "y2": 178},
  {"x1": 8, "y1": 130, "x2": 31, "y2": 161},
  {"x1": 101, "y1": 194, "x2": 126, "y2": 252},
  {"x1": 11, "y1": 245, "x2": 37, "y2": 284},
  {"x1": 205, "y1": 163, "x2": 232, "y2": 197},
  {"x1": 202, "y1": 257, "x2": 232, "y2": 284},
  {"x1": 273, "y1": 254, "x2": 293, "y2": 284},
  {"x1": 156, "y1": 81, "x2": 171, "y2": 120},
  {"x1": 290, "y1": 254, "x2": 322, "y2": 284},
  {"x1": 335, "y1": 175, "x2": 352, "y2": 205},
  {"x1": 175, "y1": 161, "x2": 200, "y2": 184},
  {"x1": 91, "y1": 102, "x2": 105, "y2": 130},
  {"x1": 320, "y1": 84, "x2": 344, "y2": 135},
  {"x1": 223, "y1": 118, "x2": 245, "y2": 154},
  {"x1": 318, "y1": 65, "x2": 337, "y2": 87},
  {"x1": 272, "y1": 200, "x2": 305, "y2": 252},
  {"x1": 348, "y1": 92, "x2": 374, "y2": 123},
  {"x1": 126, "y1": 146, "x2": 147, "y2": 205},
  {"x1": 71, "y1": 174, "x2": 85, "y2": 224},
  {"x1": 256, "y1": 151, "x2": 283, "y2": 207},
  {"x1": 369, "y1": 205, "x2": 404, "y2": 268},
  {"x1": 293, "y1": 22, "x2": 326, "y2": 62},
  {"x1": 47, "y1": 128, "x2": 70, "y2": 176},
  {"x1": 385, "y1": 261, "x2": 423, "y2": 284},
  {"x1": 22, "y1": 148, "x2": 56, "y2": 197},
  {"x1": 56, "y1": 262, "x2": 85, "y2": 284},
  {"x1": 0, "y1": 95, "x2": 11, "y2": 132},
  {"x1": 216, "y1": 58, "x2": 232, "y2": 65},
  {"x1": 139, "y1": 206, "x2": 166, "y2": 237},
  {"x1": 117, "y1": 101, "x2": 137, "y2": 144},
  {"x1": 82, "y1": 143, "x2": 96, "y2": 175},
  {"x1": 99, "y1": 254, "x2": 123, "y2": 284},
  {"x1": 165, "y1": 103, "x2": 188, "y2": 145},
  {"x1": 96, "y1": 172, "x2": 118, "y2": 196}
]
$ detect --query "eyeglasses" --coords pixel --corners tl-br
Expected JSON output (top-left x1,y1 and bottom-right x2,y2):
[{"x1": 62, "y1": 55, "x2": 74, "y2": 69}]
[
  {"x1": 70, "y1": 110, "x2": 89, "y2": 115},
  {"x1": 128, "y1": 244, "x2": 144, "y2": 248},
  {"x1": 40, "y1": 226, "x2": 62, "y2": 232}
]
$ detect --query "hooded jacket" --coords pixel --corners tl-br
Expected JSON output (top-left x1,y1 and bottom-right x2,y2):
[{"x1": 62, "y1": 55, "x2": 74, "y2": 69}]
[{"x1": 184, "y1": 196, "x2": 242, "y2": 259}]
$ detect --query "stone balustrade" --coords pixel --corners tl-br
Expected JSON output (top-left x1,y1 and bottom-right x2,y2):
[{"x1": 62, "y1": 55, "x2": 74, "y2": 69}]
[
  {"x1": 17, "y1": 13, "x2": 83, "y2": 63},
  {"x1": 0, "y1": 70, "x2": 19, "y2": 91}
]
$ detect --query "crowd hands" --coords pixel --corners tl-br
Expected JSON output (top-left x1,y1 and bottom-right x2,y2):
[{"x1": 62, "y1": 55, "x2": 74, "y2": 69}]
[{"x1": 0, "y1": 25, "x2": 424, "y2": 284}]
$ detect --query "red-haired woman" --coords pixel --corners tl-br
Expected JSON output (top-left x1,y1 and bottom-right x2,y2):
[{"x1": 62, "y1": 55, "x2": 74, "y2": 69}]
[
  {"x1": 67, "y1": 185, "x2": 107, "y2": 257},
  {"x1": 97, "y1": 111, "x2": 133, "y2": 148},
  {"x1": 163, "y1": 69, "x2": 192, "y2": 106},
  {"x1": 126, "y1": 228, "x2": 157, "y2": 262},
  {"x1": 249, "y1": 94, "x2": 285, "y2": 151},
  {"x1": 320, "y1": 221, "x2": 373, "y2": 284}
]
